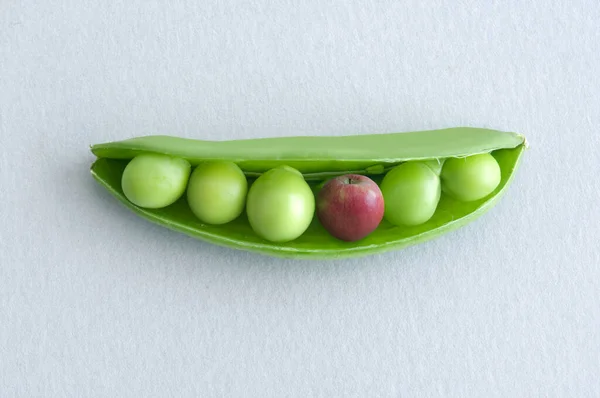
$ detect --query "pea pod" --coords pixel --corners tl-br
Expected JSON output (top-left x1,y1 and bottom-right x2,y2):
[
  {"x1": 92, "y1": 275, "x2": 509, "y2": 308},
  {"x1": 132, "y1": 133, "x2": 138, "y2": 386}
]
[{"x1": 89, "y1": 127, "x2": 527, "y2": 259}]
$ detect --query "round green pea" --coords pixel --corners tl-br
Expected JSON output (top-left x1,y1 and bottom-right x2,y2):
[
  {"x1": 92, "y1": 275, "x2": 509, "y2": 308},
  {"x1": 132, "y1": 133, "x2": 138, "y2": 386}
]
[
  {"x1": 246, "y1": 166, "x2": 315, "y2": 243},
  {"x1": 440, "y1": 153, "x2": 501, "y2": 202},
  {"x1": 121, "y1": 154, "x2": 191, "y2": 209},
  {"x1": 186, "y1": 161, "x2": 248, "y2": 225},
  {"x1": 380, "y1": 161, "x2": 441, "y2": 226}
]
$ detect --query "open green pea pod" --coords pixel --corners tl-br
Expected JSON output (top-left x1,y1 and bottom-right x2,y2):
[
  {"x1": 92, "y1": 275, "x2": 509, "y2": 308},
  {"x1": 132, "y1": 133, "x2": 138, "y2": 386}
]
[{"x1": 90, "y1": 127, "x2": 527, "y2": 259}]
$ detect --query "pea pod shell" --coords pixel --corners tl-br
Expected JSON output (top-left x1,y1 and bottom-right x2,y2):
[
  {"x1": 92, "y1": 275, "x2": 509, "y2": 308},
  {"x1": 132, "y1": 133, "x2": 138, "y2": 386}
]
[
  {"x1": 90, "y1": 127, "x2": 527, "y2": 259},
  {"x1": 91, "y1": 127, "x2": 524, "y2": 179}
]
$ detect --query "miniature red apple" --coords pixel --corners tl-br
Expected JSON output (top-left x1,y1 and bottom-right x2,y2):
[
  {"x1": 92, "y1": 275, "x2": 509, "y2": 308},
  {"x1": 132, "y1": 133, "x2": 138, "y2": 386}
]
[{"x1": 316, "y1": 174, "x2": 385, "y2": 242}]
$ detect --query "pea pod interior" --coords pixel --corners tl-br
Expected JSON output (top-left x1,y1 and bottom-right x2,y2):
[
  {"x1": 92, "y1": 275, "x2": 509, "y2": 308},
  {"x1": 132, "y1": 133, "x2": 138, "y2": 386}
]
[{"x1": 89, "y1": 127, "x2": 527, "y2": 259}]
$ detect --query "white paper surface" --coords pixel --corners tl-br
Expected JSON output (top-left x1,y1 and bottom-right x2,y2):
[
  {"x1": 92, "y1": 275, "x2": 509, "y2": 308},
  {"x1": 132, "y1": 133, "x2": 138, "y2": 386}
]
[{"x1": 1, "y1": 1, "x2": 599, "y2": 397}]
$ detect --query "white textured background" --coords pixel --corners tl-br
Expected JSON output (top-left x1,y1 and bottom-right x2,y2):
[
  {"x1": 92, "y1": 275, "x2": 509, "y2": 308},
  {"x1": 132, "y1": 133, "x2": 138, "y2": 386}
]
[{"x1": 1, "y1": 1, "x2": 599, "y2": 397}]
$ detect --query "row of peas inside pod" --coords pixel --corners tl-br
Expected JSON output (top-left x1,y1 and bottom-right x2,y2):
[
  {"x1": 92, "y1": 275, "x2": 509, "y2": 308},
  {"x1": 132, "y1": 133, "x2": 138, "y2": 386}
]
[{"x1": 119, "y1": 152, "x2": 501, "y2": 243}]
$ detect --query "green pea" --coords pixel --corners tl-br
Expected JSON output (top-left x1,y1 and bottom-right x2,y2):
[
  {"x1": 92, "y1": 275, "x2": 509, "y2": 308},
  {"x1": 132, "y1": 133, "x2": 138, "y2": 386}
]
[
  {"x1": 440, "y1": 153, "x2": 501, "y2": 202},
  {"x1": 380, "y1": 161, "x2": 441, "y2": 226},
  {"x1": 246, "y1": 165, "x2": 315, "y2": 243},
  {"x1": 186, "y1": 161, "x2": 248, "y2": 225},
  {"x1": 121, "y1": 154, "x2": 191, "y2": 209}
]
